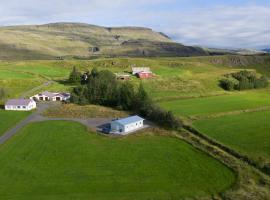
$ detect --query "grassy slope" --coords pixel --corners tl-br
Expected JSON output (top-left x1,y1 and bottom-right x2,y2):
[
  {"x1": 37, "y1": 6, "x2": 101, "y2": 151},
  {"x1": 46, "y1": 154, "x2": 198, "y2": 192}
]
[
  {"x1": 0, "y1": 110, "x2": 30, "y2": 136},
  {"x1": 193, "y1": 110, "x2": 270, "y2": 162},
  {"x1": 0, "y1": 121, "x2": 235, "y2": 200}
]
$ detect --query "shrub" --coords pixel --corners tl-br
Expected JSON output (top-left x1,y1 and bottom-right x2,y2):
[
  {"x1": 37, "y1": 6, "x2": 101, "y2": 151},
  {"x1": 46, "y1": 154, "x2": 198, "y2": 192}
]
[
  {"x1": 220, "y1": 77, "x2": 239, "y2": 91},
  {"x1": 220, "y1": 70, "x2": 268, "y2": 91}
]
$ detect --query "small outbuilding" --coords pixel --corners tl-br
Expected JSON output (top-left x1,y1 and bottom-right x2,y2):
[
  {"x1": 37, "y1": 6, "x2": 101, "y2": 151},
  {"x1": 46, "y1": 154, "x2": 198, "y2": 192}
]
[
  {"x1": 31, "y1": 91, "x2": 70, "y2": 102},
  {"x1": 132, "y1": 67, "x2": 153, "y2": 79},
  {"x1": 132, "y1": 67, "x2": 152, "y2": 75},
  {"x1": 110, "y1": 115, "x2": 145, "y2": 135},
  {"x1": 5, "y1": 99, "x2": 36, "y2": 111}
]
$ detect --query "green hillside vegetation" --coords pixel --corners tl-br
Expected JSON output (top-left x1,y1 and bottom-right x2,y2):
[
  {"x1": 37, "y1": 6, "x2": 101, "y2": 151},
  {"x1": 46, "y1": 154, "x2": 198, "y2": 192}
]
[
  {"x1": 159, "y1": 90, "x2": 270, "y2": 118},
  {"x1": 193, "y1": 110, "x2": 270, "y2": 166},
  {"x1": 0, "y1": 23, "x2": 208, "y2": 59},
  {"x1": 0, "y1": 121, "x2": 235, "y2": 200},
  {"x1": 0, "y1": 55, "x2": 269, "y2": 100},
  {"x1": 1, "y1": 55, "x2": 270, "y2": 198}
]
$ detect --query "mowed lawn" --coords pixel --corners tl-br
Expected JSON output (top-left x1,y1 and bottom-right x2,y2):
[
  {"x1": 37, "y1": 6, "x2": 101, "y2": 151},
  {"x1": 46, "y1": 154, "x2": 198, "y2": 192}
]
[
  {"x1": 194, "y1": 110, "x2": 270, "y2": 162},
  {"x1": 0, "y1": 110, "x2": 30, "y2": 136},
  {"x1": 0, "y1": 121, "x2": 235, "y2": 200},
  {"x1": 159, "y1": 90, "x2": 270, "y2": 117}
]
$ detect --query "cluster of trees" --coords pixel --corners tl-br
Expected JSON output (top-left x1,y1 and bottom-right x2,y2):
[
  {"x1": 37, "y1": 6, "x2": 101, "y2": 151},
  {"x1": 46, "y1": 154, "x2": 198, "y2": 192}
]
[
  {"x1": 220, "y1": 70, "x2": 268, "y2": 91},
  {"x1": 70, "y1": 68, "x2": 182, "y2": 129},
  {"x1": 0, "y1": 88, "x2": 6, "y2": 101}
]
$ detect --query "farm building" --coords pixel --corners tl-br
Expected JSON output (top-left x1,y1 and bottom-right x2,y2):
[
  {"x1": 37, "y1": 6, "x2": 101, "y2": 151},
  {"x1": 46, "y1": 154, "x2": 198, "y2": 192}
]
[
  {"x1": 5, "y1": 99, "x2": 36, "y2": 111},
  {"x1": 31, "y1": 91, "x2": 70, "y2": 102},
  {"x1": 132, "y1": 67, "x2": 152, "y2": 75},
  {"x1": 132, "y1": 67, "x2": 153, "y2": 79},
  {"x1": 110, "y1": 115, "x2": 145, "y2": 135}
]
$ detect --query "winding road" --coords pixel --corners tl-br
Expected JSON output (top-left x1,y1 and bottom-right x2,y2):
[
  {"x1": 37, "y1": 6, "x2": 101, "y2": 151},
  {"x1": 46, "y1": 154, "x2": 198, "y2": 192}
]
[{"x1": 0, "y1": 102, "x2": 112, "y2": 145}]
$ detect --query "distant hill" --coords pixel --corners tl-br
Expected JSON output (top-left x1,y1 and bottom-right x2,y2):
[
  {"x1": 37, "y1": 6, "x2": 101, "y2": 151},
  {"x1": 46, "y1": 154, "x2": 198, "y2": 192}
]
[
  {"x1": 205, "y1": 47, "x2": 267, "y2": 55},
  {"x1": 262, "y1": 48, "x2": 270, "y2": 53},
  {"x1": 0, "y1": 22, "x2": 208, "y2": 59}
]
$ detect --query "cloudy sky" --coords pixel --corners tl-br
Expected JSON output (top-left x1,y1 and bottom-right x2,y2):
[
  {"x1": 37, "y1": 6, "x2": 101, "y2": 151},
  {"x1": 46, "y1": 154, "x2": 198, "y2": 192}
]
[{"x1": 0, "y1": 0, "x2": 269, "y2": 49}]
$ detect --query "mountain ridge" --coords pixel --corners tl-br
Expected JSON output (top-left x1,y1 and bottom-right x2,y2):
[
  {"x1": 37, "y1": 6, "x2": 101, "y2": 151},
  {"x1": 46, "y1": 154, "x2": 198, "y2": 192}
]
[{"x1": 0, "y1": 22, "x2": 208, "y2": 59}]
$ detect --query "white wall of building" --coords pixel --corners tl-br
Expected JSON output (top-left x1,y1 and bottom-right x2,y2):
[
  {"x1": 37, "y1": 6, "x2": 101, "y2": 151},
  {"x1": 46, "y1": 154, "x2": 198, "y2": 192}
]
[
  {"x1": 111, "y1": 120, "x2": 144, "y2": 134},
  {"x1": 5, "y1": 101, "x2": 36, "y2": 111}
]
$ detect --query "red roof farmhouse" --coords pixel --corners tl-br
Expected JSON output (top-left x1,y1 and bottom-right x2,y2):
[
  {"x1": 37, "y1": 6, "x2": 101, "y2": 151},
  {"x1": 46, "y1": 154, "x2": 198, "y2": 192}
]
[{"x1": 132, "y1": 67, "x2": 154, "y2": 79}]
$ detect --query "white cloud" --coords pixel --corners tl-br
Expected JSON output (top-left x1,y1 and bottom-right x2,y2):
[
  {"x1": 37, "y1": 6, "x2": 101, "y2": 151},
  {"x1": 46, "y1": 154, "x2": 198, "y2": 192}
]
[{"x1": 163, "y1": 5, "x2": 270, "y2": 49}]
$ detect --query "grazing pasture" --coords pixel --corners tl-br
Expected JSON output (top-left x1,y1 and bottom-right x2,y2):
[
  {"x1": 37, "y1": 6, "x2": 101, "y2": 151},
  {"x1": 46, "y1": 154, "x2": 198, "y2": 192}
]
[
  {"x1": 159, "y1": 89, "x2": 270, "y2": 118},
  {"x1": 193, "y1": 110, "x2": 270, "y2": 163},
  {"x1": 0, "y1": 121, "x2": 235, "y2": 200},
  {"x1": 0, "y1": 110, "x2": 30, "y2": 136}
]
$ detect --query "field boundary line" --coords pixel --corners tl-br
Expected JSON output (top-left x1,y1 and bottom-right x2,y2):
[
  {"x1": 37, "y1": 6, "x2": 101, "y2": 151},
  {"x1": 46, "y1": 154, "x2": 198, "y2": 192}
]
[
  {"x1": 189, "y1": 106, "x2": 270, "y2": 121},
  {"x1": 183, "y1": 125, "x2": 270, "y2": 177}
]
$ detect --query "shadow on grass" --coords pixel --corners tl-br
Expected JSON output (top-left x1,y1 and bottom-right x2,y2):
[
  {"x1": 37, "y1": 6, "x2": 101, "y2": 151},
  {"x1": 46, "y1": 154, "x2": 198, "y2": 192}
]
[
  {"x1": 54, "y1": 80, "x2": 77, "y2": 86},
  {"x1": 97, "y1": 123, "x2": 111, "y2": 134}
]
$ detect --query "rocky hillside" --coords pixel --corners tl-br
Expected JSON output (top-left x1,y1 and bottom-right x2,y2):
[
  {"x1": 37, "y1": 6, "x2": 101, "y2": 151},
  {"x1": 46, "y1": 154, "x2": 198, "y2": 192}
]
[{"x1": 0, "y1": 23, "x2": 208, "y2": 59}]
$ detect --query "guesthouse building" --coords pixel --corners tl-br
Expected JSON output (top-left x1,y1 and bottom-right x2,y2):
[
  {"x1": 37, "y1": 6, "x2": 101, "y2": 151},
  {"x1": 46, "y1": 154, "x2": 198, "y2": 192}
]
[
  {"x1": 31, "y1": 91, "x2": 70, "y2": 102},
  {"x1": 5, "y1": 99, "x2": 36, "y2": 111}
]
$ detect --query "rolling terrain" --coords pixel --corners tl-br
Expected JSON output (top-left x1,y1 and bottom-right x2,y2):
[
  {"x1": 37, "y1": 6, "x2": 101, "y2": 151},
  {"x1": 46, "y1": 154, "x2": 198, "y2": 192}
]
[
  {"x1": 1, "y1": 55, "x2": 270, "y2": 199},
  {"x1": 0, "y1": 23, "x2": 208, "y2": 59}
]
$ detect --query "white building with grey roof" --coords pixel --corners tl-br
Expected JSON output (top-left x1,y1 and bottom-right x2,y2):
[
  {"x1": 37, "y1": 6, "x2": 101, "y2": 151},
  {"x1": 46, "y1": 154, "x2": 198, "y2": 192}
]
[
  {"x1": 110, "y1": 115, "x2": 145, "y2": 135},
  {"x1": 5, "y1": 99, "x2": 36, "y2": 111}
]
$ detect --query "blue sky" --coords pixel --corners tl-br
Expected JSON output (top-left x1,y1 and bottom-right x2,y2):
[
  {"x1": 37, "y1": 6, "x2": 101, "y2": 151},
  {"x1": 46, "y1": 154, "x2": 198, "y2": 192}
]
[{"x1": 0, "y1": 0, "x2": 269, "y2": 49}]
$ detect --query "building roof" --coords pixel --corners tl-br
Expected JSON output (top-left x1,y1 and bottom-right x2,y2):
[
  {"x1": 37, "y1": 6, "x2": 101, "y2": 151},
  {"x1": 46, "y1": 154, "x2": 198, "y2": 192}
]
[
  {"x1": 5, "y1": 99, "x2": 32, "y2": 106},
  {"x1": 114, "y1": 115, "x2": 144, "y2": 126},
  {"x1": 40, "y1": 91, "x2": 70, "y2": 98},
  {"x1": 132, "y1": 67, "x2": 152, "y2": 74},
  {"x1": 40, "y1": 91, "x2": 56, "y2": 98}
]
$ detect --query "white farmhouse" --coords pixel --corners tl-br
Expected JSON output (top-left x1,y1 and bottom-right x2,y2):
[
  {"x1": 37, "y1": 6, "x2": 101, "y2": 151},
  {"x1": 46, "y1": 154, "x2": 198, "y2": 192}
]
[
  {"x1": 110, "y1": 115, "x2": 144, "y2": 134},
  {"x1": 5, "y1": 99, "x2": 36, "y2": 111},
  {"x1": 31, "y1": 91, "x2": 70, "y2": 102}
]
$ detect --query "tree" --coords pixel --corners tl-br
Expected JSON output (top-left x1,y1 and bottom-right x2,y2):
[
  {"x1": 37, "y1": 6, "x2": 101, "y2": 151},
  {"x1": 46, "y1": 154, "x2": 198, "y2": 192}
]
[
  {"x1": 69, "y1": 66, "x2": 82, "y2": 84},
  {"x1": 91, "y1": 67, "x2": 99, "y2": 78},
  {"x1": 0, "y1": 88, "x2": 6, "y2": 100},
  {"x1": 118, "y1": 82, "x2": 135, "y2": 110}
]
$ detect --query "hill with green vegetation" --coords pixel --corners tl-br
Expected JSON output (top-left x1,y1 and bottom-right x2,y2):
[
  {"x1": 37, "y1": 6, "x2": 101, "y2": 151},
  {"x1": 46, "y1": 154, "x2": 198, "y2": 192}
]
[{"x1": 0, "y1": 23, "x2": 208, "y2": 59}]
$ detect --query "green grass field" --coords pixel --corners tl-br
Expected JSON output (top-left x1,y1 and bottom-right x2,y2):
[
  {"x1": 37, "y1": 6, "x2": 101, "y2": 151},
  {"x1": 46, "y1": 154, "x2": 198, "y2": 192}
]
[
  {"x1": 0, "y1": 121, "x2": 235, "y2": 200},
  {"x1": 193, "y1": 110, "x2": 270, "y2": 163},
  {"x1": 159, "y1": 89, "x2": 270, "y2": 118},
  {"x1": 0, "y1": 110, "x2": 30, "y2": 136}
]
